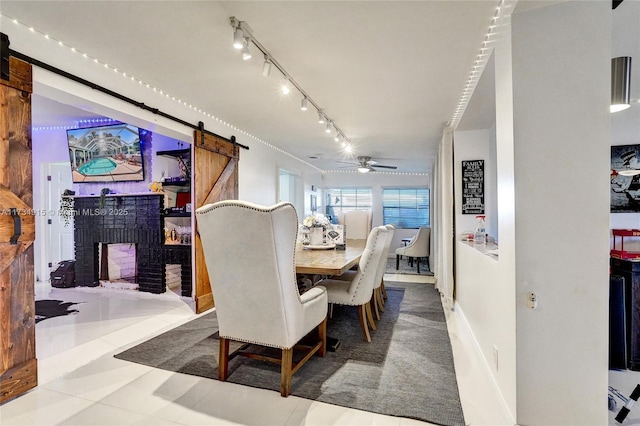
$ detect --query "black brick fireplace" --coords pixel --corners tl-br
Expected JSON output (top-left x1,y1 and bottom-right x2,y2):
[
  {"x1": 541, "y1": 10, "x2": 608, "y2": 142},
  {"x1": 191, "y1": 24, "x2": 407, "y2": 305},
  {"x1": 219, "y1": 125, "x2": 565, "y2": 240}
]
[{"x1": 73, "y1": 194, "x2": 166, "y2": 293}]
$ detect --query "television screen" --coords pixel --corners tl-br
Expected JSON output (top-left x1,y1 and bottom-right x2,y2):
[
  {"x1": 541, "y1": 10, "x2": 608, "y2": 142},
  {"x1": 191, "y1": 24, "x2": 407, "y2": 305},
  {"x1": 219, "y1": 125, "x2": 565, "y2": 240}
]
[{"x1": 66, "y1": 123, "x2": 145, "y2": 183}]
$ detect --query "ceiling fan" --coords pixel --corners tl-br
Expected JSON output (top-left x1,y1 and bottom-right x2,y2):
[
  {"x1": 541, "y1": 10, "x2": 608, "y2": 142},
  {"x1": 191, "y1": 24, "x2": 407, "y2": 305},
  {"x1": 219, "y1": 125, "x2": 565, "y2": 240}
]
[{"x1": 337, "y1": 156, "x2": 398, "y2": 173}]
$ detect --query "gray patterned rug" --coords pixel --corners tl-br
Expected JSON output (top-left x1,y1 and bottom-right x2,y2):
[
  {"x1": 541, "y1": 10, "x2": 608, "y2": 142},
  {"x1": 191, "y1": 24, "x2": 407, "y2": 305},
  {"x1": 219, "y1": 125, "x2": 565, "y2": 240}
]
[{"x1": 115, "y1": 282, "x2": 464, "y2": 426}]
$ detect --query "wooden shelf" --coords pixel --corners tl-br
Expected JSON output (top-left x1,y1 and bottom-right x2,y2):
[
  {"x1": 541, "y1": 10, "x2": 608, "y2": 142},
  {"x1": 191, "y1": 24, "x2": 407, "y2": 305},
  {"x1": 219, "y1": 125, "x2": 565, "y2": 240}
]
[
  {"x1": 156, "y1": 148, "x2": 190, "y2": 158},
  {"x1": 164, "y1": 212, "x2": 191, "y2": 218}
]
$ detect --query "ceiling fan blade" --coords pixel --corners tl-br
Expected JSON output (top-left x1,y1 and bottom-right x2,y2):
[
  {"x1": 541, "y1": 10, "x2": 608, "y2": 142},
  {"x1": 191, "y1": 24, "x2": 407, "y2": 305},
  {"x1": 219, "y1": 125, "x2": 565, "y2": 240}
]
[
  {"x1": 335, "y1": 160, "x2": 357, "y2": 165},
  {"x1": 371, "y1": 164, "x2": 397, "y2": 169}
]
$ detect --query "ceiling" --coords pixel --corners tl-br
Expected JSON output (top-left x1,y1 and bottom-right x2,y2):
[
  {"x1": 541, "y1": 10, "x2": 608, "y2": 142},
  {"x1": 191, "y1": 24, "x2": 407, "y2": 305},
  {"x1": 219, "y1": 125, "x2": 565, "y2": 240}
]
[{"x1": 2, "y1": 1, "x2": 502, "y2": 174}]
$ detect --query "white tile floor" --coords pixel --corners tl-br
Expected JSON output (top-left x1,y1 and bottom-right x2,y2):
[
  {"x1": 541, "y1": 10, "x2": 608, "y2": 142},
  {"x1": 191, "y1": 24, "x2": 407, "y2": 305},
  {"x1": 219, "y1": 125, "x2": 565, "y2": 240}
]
[{"x1": 0, "y1": 274, "x2": 508, "y2": 426}]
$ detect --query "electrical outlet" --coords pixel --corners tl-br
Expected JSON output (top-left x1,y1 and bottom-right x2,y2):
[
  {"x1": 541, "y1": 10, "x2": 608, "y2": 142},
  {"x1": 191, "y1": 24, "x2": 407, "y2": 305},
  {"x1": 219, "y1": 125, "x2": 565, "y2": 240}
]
[{"x1": 493, "y1": 345, "x2": 499, "y2": 371}]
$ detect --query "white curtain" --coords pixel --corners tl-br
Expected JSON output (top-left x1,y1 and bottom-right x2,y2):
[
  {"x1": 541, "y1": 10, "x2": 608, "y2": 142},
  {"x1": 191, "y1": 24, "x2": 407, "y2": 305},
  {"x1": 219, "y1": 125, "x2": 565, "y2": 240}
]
[{"x1": 433, "y1": 126, "x2": 455, "y2": 306}]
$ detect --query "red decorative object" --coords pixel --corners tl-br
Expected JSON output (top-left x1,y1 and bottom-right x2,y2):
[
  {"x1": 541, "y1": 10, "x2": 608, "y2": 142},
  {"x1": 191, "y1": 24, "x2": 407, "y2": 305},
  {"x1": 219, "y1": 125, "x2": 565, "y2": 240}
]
[{"x1": 611, "y1": 229, "x2": 640, "y2": 260}]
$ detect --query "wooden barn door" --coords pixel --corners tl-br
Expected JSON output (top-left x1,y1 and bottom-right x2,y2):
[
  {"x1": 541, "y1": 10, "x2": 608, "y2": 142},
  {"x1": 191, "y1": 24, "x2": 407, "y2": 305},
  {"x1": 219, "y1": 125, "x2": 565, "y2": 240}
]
[
  {"x1": 0, "y1": 52, "x2": 37, "y2": 402},
  {"x1": 193, "y1": 130, "x2": 238, "y2": 314}
]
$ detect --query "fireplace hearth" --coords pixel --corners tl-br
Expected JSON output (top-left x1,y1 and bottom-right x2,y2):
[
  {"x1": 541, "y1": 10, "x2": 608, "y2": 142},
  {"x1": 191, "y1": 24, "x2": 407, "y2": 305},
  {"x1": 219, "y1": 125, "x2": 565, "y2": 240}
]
[{"x1": 73, "y1": 194, "x2": 166, "y2": 293}]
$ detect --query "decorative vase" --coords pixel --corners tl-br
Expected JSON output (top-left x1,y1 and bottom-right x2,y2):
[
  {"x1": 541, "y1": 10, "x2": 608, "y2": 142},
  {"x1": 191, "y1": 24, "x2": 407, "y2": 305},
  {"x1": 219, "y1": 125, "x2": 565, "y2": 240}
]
[{"x1": 309, "y1": 227, "x2": 324, "y2": 246}]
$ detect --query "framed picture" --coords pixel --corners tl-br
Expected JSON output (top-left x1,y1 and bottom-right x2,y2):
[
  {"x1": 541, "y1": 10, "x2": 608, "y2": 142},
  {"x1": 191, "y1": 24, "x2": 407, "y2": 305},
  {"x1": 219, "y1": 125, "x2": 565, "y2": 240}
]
[
  {"x1": 310, "y1": 194, "x2": 317, "y2": 212},
  {"x1": 612, "y1": 144, "x2": 640, "y2": 212},
  {"x1": 461, "y1": 160, "x2": 485, "y2": 214}
]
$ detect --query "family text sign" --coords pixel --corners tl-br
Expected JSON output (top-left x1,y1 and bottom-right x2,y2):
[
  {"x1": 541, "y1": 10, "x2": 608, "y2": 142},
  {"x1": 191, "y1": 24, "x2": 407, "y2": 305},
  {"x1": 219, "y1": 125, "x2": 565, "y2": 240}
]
[{"x1": 462, "y1": 160, "x2": 485, "y2": 214}]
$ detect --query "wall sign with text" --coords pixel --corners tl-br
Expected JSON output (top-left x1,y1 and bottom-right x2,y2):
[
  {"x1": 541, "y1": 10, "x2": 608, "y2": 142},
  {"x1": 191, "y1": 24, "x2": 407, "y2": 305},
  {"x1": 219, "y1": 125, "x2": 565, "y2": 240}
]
[{"x1": 462, "y1": 160, "x2": 485, "y2": 214}]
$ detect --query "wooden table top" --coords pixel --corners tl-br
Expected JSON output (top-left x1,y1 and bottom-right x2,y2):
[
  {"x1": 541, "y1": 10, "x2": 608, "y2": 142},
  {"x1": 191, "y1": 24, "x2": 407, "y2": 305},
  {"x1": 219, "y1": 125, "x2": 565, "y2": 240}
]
[{"x1": 295, "y1": 239, "x2": 366, "y2": 276}]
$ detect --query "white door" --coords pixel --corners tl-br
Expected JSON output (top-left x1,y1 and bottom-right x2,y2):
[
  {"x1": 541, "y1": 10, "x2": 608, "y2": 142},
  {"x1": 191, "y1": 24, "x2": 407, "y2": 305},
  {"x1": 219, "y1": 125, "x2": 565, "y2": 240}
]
[{"x1": 45, "y1": 162, "x2": 74, "y2": 274}]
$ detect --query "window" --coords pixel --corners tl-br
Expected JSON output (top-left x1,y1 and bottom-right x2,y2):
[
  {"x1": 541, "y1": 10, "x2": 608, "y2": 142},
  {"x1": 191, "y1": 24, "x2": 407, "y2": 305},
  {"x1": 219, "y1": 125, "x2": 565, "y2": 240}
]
[
  {"x1": 325, "y1": 188, "x2": 372, "y2": 223},
  {"x1": 382, "y1": 188, "x2": 430, "y2": 229}
]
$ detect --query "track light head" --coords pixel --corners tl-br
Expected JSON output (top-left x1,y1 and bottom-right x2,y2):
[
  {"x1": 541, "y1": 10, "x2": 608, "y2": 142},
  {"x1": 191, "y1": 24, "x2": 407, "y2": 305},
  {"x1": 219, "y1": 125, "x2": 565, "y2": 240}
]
[
  {"x1": 318, "y1": 111, "x2": 325, "y2": 124},
  {"x1": 233, "y1": 27, "x2": 244, "y2": 49},
  {"x1": 301, "y1": 97, "x2": 308, "y2": 111},
  {"x1": 241, "y1": 38, "x2": 252, "y2": 60},
  {"x1": 325, "y1": 122, "x2": 332, "y2": 133},
  {"x1": 612, "y1": 56, "x2": 632, "y2": 113},
  {"x1": 262, "y1": 56, "x2": 272, "y2": 77}
]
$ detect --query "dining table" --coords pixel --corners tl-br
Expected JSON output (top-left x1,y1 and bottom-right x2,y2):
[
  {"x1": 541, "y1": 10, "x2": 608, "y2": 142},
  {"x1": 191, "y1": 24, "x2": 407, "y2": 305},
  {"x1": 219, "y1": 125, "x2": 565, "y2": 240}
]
[{"x1": 295, "y1": 239, "x2": 367, "y2": 276}]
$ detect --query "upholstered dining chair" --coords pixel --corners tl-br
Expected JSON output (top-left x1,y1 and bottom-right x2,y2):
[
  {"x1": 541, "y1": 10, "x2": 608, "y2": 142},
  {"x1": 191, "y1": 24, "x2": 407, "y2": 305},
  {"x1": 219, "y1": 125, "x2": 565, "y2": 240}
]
[
  {"x1": 195, "y1": 200, "x2": 328, "y2": 397},
  {"x1": 318, "y1": 226, "x2": 388, "y2": 342},
  {"x1": 395, "y1": 227, "x2": 431, "y2": 273},
  {"x1": 338, "y1": 210, "x2": 372, "y2": 240},
  {"x1": 332, "y1": 224, "x2": 395, "y2": 321}
]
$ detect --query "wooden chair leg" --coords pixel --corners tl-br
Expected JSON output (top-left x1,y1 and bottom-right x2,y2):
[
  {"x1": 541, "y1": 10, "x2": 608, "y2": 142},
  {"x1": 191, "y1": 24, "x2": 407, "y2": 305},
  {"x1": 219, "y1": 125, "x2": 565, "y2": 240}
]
[
  {"x1": 381, "y1": 279, "x2": 387, "y2": 299},
  {"x1": 365, "y1": 301, "x2": 376, "y2": 331},
  {"x1": 396, "y1": 254, "x2": 400, "y2": 270},
  {"x1": 318, "y1": 317, "x2": 327, "y2": 357},
  {"x1": 329, "y1": 303, "x2": 334, "y2": 318},
  {"x1": 417, "y1": 257, "x2": 420, "y2": 274},
  {"x1": 280, "y1": 347, "x2": 293, "y2": 397},
  {"x1": 427, "y1": 256, "x2": 430, "y2": 271},
  {"x1": 371, "y1": 291, "x2": 381, "y2": 321},
  {"x1": 218, "y1": 336, "x2": 230, "y2": 382},
  {"x1": 358, "y1": 304, "x2": 372, "y2": 342},
  {"x1": 376, "y1": 287, "x2": 385, "y2": 312}
]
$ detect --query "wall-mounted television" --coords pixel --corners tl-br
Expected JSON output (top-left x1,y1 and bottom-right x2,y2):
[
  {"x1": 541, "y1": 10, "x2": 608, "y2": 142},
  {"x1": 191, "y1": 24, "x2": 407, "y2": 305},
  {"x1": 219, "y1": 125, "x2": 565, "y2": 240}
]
[{"x1": 66, "y1": 123, "x2": 145, "y2": 183}]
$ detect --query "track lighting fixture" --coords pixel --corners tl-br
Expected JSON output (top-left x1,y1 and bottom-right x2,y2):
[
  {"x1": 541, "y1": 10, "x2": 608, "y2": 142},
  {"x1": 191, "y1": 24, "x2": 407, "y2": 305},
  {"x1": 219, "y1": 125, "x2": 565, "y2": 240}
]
[
  {"x1": 241, "y1": 38, "x2": 252, "y2": 60},
  {"x1": 262, "y1": 56, "x2": 272, "y2": 77},
  {"x1": 229, "y1": 16, "x2": 351, "y2": 154}
]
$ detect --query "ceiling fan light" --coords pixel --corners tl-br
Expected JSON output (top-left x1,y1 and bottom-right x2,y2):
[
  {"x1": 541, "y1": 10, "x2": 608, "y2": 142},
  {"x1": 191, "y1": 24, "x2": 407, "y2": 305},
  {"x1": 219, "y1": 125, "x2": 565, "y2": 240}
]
[
  {"x1": 233, "y1": 27, "x2": 244, "y2": 49},
  {"x1": 358, "y1": 167, "x2": 370, "y2": 173},
  {"x1": 301, "y1": 97, "x2": 308, "y2": 111},
  {"x1": 612, "y1": 56, "x2": 632, "y2": 113}
]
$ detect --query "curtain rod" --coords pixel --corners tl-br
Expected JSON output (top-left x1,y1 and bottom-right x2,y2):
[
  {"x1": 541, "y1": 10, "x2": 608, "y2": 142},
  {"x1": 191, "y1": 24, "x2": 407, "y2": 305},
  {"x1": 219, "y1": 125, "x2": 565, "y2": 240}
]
[{"x1": 7, "y1": 47, "x2": 249, "y2": 151}]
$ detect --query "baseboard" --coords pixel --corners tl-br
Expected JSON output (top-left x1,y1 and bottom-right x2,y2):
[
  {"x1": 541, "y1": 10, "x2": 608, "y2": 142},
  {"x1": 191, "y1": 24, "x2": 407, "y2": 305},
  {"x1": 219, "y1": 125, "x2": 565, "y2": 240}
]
[{"x1": 453, "y1": 301, "x2": 516, "y2": 425}]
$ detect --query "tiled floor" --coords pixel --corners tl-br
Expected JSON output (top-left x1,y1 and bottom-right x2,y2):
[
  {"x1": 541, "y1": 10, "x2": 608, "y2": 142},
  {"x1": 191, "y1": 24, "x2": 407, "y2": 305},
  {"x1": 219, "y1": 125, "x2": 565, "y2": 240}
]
[{"x1": 0, "y1": 273, "x2": 508, "y2": 426}]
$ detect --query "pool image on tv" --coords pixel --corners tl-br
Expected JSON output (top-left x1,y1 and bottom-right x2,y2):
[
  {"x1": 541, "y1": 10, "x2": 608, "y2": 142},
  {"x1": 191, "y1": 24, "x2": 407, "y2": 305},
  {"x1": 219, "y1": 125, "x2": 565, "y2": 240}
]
[{"x1": 67, "y1": 123, "x2": 145, "y2": 182}]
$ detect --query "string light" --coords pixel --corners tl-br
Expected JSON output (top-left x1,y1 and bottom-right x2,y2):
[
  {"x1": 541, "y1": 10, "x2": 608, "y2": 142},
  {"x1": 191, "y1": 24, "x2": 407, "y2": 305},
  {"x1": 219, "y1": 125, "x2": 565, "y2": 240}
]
[
  {"x1": 2, "y1": 12, "x2": 413, "y2": 174},
  {"x1": 449, "y1": 0, "x2": 506, "y2": 127}
]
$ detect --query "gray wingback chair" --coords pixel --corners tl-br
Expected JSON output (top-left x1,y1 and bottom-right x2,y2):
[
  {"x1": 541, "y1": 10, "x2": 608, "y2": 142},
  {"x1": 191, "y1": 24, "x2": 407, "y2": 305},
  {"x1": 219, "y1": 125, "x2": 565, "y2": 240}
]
[
  {"x1": 395, "y1": 227, "x2": 431, "y2": 273},
  {"x1": 195, "y1": 200, "x2": 328, "y2": 397}
]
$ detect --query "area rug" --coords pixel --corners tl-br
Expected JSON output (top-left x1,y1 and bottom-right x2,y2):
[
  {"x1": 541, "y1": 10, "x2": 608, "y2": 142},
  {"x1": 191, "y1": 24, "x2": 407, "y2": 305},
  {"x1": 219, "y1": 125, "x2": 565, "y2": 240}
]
[
  {"x1": 115, "y1": 282, "x2": 464, "y2": 426},
  {"x1": 386, "y1": 256, "x2": 434, "y2": 276},
  {"x1": 35, "y1": 299, "x2": 80, "y2": 323}
]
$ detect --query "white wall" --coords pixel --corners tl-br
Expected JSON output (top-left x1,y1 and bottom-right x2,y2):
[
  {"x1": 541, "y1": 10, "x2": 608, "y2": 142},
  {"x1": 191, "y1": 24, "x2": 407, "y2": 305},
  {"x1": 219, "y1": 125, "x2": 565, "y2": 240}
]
[
  {"x1": 322, "y1": 171, "x2": 429, "y2": 251},
  {"x1": 454, "y1": 2, "x2": 611, "y2": 424},
  {"x1": 511, "y1": 2, "x2": 610, "y2": 424},
  {"x1": 453, "y1": 7, "x2": 518, "y2": 418}
]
